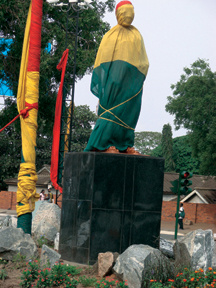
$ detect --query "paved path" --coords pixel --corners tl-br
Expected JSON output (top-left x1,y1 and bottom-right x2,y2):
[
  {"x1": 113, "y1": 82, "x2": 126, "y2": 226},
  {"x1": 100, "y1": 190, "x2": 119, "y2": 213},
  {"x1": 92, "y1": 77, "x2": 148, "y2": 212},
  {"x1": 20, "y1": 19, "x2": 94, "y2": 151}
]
[{"x1": 161, "y1": 220, "x2": 216, "y2": 239}]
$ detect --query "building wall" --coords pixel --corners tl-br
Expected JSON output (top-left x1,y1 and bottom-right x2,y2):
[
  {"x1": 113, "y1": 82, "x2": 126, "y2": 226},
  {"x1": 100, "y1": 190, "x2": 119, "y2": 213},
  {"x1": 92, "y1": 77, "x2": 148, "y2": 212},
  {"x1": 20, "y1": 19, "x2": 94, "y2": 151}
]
[
  {"x1": 163, "y1": 195, "x2": 177, "y2": 201},
  {"x1": 161, "y1": 201, "x2": 216, "y2": 224},
  {"x1": 8, "y1": 185, "x2": 57, "y2": 195},
  {"x1": 187, "y1": 195, "x2": 205, "y2": 204},
  {"x1": 0, "y1": 191, "x2": 62, "y2": 210},
  {"x1": 0, "y1": 191, "x2": 16, "y2": 210},
  {"x1": 1, "y1": 191, "x2": 215, "y2": 224}
]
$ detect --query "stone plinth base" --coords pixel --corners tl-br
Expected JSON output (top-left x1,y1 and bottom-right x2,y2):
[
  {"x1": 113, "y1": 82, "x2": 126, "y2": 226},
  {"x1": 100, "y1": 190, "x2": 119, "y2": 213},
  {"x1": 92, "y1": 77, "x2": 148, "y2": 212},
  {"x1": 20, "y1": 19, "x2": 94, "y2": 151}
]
[{"x1": 59, "y1": 152, "x2": 164, "y2": 264}]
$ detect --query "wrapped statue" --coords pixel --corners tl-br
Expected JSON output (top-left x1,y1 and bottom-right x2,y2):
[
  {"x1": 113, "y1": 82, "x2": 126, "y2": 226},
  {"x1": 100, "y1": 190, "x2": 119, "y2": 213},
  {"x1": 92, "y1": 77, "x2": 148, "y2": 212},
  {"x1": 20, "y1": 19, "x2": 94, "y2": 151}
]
[{"x1": 85, "y1": 0, "x2": 149, "y2": 154}]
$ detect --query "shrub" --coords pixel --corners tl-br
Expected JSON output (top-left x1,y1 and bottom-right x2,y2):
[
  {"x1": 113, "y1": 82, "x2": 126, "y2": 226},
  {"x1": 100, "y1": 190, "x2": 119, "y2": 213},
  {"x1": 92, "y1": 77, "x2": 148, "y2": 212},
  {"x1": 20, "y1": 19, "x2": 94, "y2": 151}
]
[
  {"x1": 95, "y1": 278, "x2": 128, "y2": 287},
  {"x1": 19, "y1": 260, "x2": 39, "y2": 288},
  {"x1": 147, "y1": 267, "x2": 216, "y2": 288},
  {"x1": 78, "y1": 275, "x2": 97, "y2": 287},
  {"x1": 0, "y1": 269, "x2": 8, "y2": 281},
  {"x1": 37, "y1": 235, "x2": 48, "y2": 248},
  {"x1": 36, "y1": 268, "x2": 52, "y2": 287},
  {"x1": 12, "y1": 252, "x2": 26, "y2": 269}
]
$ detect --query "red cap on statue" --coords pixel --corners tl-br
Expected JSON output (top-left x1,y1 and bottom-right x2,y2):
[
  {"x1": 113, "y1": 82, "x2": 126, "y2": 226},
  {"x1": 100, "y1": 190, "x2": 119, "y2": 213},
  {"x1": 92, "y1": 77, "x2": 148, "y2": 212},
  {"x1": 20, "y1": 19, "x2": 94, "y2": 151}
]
[{"x1": 116, "y1": 1, "x2": 133, "y2": 12}]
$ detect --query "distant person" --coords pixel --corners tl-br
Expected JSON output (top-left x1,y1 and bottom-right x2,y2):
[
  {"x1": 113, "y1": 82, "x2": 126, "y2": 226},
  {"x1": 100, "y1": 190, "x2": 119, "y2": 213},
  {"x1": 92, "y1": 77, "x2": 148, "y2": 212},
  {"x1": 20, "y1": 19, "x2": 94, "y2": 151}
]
[
  {"x1": 40, "y1": 189, "x2": 45, "y2": 201},
  {"x1": 47, "y1": 187, "x2": 54, "y2": 203},
  {"x1": 178, "y1": 203, "x2": 185, "y2": 230}
]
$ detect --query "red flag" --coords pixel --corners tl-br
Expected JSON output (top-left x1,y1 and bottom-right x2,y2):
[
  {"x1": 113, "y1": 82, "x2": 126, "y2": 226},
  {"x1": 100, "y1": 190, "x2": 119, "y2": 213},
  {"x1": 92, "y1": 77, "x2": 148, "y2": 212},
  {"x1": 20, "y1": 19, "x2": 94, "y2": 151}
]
[{"x1": 50, "y1": 49, "x2": 69, "y2": 193}]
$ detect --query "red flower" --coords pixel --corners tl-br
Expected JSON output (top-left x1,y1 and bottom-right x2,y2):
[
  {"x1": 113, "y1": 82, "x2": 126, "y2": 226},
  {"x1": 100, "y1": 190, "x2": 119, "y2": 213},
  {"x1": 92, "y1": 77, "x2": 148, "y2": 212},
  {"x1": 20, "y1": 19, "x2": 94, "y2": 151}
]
[{"x1": 168, "y1": 279, "x2": 174, "y2": 282}]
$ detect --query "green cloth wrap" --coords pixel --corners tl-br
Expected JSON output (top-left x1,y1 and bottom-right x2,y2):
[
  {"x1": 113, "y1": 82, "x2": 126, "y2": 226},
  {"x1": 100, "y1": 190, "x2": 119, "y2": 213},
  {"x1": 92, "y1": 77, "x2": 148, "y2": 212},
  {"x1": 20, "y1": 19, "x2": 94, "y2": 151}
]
[
  {"x1": 17, "y1": 211, "x2": 32, "y2": 235},
  {"x1": 85, "y1": 60, "x2": 145, "y2": 151}
]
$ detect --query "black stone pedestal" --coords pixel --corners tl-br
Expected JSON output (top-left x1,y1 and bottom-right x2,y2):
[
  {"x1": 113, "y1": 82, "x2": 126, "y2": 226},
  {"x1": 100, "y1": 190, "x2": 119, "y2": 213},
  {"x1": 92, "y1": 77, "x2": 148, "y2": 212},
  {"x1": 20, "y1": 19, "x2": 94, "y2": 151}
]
[{"x1": 59, "y1": 152, "x2": 164, "y2": 264}]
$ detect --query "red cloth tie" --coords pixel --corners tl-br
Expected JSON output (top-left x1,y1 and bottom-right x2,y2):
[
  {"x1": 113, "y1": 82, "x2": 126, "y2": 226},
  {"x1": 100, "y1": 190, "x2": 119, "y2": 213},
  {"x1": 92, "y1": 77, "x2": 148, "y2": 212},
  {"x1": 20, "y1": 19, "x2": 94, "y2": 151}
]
[{"x1": 0, "y1": 102, "x2": 38, "y2": 133}]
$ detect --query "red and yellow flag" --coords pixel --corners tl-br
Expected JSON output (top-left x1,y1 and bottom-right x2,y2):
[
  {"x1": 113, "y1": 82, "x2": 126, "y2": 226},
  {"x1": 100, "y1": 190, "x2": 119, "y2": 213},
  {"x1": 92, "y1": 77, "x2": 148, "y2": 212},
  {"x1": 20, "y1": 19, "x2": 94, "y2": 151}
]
[{"x1": 16, "y1": 0, "x2": 43, "y2": 217}]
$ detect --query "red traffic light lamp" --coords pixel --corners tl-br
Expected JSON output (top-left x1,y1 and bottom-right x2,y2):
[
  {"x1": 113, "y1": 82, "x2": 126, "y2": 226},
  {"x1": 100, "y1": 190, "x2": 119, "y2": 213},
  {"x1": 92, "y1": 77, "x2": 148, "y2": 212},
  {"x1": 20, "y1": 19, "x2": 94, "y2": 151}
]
[{"x1": 179, "y1": 171, "x2": 193, "y2": 194}]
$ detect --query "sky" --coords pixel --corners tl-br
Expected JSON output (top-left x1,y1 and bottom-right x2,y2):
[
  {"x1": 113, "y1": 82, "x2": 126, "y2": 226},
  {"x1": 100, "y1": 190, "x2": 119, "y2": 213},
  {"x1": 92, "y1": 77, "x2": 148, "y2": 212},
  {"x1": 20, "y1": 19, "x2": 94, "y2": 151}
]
[
  {"x1": 74, "y1": 0, "x2": 216, "y2": 138},
  {"x1": 1, "y1": 0, "x2": 215, "y2": 138}
]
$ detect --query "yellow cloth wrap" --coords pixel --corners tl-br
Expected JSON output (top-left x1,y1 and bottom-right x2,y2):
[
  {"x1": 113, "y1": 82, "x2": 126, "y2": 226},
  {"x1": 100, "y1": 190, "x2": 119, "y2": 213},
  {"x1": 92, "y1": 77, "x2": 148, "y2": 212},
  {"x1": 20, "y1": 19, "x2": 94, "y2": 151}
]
[
  {"x1": 16, "y1": 2, "x2": 40, "y2": 217},
  {"x1": 16, "y1": 163, "x2": 40, "y2": 217},
  {"x1": 17, "y1": 4, "x2": 31, "y2": 113},
  {"x1": 94, "y1": 4, "x2": 149, "y2": 76},
  {"x1": 116, "y1": 4, "x2": 134, "y2": 27},
  {"x1": 20, "y1": 71, "x2": 39, "y2": 163}
]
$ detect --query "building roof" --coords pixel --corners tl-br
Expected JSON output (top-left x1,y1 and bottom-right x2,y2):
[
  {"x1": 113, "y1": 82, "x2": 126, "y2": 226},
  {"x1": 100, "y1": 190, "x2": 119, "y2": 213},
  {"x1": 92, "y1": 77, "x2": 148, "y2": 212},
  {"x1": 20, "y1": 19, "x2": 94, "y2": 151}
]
[
  {"x1": 182, "y1": 188, "x2": 216, "y2": 204},
  {"x1": 5, "y1": 165, "x2": 51, "y2": 188},
  {"x1": 5, "y1": 168, "x2": 216, "y2": 199},
  {"x1": 164, "y1": 172, "x2": 216, "y2": 195}
]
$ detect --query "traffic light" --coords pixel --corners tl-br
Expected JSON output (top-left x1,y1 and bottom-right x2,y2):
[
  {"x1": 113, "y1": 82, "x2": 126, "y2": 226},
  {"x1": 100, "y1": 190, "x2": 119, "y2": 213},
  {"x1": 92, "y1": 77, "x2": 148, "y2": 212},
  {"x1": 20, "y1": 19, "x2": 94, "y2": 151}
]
[
  {"x1": 179, "y1": 171, "x2": 193, "y2": 194},
  {"x1": 170, "y1": 179, "x2": 179, "y2": 194}
]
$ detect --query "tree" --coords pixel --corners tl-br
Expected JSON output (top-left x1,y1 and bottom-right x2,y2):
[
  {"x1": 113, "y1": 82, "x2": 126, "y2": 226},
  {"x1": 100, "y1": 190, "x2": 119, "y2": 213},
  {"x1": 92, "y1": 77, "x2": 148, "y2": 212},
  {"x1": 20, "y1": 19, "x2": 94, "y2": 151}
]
[
  {"x1": 0, "y1": 0, "x2": 114, "y2": 189},
  {"x1": 0, "y1": 104, "x2": 96, "y2": 190},
  {"x1": 161, "y1": 124, "x2": 175, "y2": 172},
  {"x1": 172, "y1": 136, "x2": 200, "y2": 174},
  {"x1": 134, "y1": 131, "x2": 162, "y2": 155},
  {"x1": 151, "y1": 135, "x2": 200, "y2": 174},
  {"x1": 70, "y1": 105, "x2": 97, "y2": 152},
  {"x1": 0, "y1": 0, "x2": 115, "y2": 136},
  {"x1": 166, "y1": 59, "x2": 216, "y2": 175}
]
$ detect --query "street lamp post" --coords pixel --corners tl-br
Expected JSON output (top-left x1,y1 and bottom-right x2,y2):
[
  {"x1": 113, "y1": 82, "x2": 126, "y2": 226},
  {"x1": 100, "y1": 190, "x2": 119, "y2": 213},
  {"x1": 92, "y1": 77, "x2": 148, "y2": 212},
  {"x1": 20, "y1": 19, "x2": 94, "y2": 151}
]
[{"x1": 46, "y1": 0, "x2": 92, "y2": 203}]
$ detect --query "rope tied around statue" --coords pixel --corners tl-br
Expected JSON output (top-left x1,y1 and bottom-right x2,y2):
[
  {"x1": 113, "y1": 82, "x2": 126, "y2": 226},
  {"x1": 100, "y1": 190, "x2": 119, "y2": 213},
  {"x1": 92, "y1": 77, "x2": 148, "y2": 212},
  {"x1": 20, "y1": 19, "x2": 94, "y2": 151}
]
[
  {"x1": 99, "y1": 86, "x2": 143, "y2": 131},
  {"x1": 0, "y1": 102, "x2": 38, "y2": 133}
]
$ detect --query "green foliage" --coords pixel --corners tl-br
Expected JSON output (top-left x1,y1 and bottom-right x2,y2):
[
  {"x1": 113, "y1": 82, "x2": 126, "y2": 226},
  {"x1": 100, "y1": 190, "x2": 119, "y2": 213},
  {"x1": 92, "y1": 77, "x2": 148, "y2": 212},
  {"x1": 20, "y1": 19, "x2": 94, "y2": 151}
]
[
  {"x1": 12, "y1": 252, "x2": 26, "y2": 269},
  {"x1": 64, "y1": 278, "x2": 79, "y2": 288},
  {"x1": 161, "y1": 124, "x2": 175, "y2": 172},
  {"x1": 95, "y1": 278, "x2": 128, "y2": 287},
  {"x1": 78, "y1": 275, "x2": 97, "y2": 287},
  {"x1": 147, "y1": 266, "x2": 216, "y2": 288},
  {"x1": 64, "y1": 264, "x2": 81, "y2": 277},
  {"x1": 151, "y1": 135, "x2": 200, "y2": 174},
  {"x1": 134, "y1": 131, "x2": 162, "y2": 155},
  {"x1": 150, "y1": 144, "x2": 163, "y2": 158},
  {"x1": 0, "y1": 0, "x2": 114, "y2": 135},
  {"x1": 19, "y1": 261, "x2": 81, "y2": 288},
  {"x1": 70, "y1": 105, "x2": 97, "y2": 152},
  {"x1": 172, "y1": 135, "x2": 200, "y2": 174},
  {"x1": 0, "y1": 269, "x2": 8, "y2": 281},
  {"x1": 37, "y1": 235, "x2": 48, "y2": 248},
  {"x1": 0, "y1": 0, "x2": 113, "y2": 189},
  {"x1": 20, "y1": 260, "x2": 40, "y2": 287},
  {"x1": 0, "y1": 104, "x2": 96, "y2": 190},
  {"x1": 50, "y1": 263, "x2": 80, "y2": 286},
  {"x1": 166, "y1": 59, "x2": 216, "y2": 175},
  {"x1": 50, "y1": 263, "x2": 70, "y2": 286},
  {"x1": 0, "y1": 258, "x2": 7, "y2": 265},
  {"x1": 116, "y1": 281, "x2": 129, "y2": 287},
  {"x1": 36, "y1": 268, "x2": 52, "y2": 288}
]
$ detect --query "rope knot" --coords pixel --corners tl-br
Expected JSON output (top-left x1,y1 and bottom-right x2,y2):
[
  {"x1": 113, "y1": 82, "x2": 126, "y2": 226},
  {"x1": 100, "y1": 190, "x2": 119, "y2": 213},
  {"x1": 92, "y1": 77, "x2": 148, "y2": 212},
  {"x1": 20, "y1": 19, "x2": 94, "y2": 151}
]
[{"x1": 20, "y1": 102, "x2": 38, "y2": 119}]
